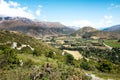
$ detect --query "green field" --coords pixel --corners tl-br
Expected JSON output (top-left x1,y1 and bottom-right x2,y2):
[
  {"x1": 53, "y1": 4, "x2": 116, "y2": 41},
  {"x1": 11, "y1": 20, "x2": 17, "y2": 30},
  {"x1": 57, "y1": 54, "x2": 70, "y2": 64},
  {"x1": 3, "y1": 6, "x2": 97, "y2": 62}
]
[{"x1": 104, "y1": 40, "x2": 120, "y2": 48}]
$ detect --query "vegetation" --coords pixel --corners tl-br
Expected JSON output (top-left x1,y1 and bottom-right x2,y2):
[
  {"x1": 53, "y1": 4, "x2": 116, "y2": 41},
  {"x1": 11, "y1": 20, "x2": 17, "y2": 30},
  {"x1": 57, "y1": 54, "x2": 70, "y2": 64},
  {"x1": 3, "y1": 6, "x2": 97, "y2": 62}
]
[
  {"x1": 0, "y1": 30, "x2": 90, "y2": 80},
  {"x1": 104, "y1": 39, "x2": 120, "y2": 48}
]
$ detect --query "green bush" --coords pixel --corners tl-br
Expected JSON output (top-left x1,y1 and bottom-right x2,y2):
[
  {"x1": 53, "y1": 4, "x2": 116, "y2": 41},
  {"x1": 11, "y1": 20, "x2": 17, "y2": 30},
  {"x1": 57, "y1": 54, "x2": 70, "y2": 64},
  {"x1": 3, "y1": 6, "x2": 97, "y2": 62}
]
[
  {"x1": 46, "y1": 51, "x2": 54, "y2": 58},
  {"x1": 66, "y1": 54, "x2": 74, "y2": 65},
  {"x1": 80, "y1": 58, "x2": 95, "y2": 71},
  {"x1": 24, "y1": 59, "x2": 35, "y2": 67},
  {"x1": 0, "y1": 48, "x2": 19, "y2": 69},
  {"x1": 97, "y1": 60, "x2": 113, "y2": 72},
  {"x1": 32, "y1": 49, "x2": 41, "y2": 56}
]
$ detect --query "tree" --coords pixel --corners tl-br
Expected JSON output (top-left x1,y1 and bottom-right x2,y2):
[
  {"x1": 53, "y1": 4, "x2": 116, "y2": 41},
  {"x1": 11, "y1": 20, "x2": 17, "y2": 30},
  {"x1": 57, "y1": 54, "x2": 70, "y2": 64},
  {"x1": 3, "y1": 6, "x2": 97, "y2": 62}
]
[
  {"x1": 0, "y1": 48, "x2": 19, "y2": 68},
  {"x1": 97, "y1": 60, "x2": 113, "y2": 72},
  {"x1": 66, "y1": 54, "x2": 74, "y2": 65},
  {"x1": 80, "y1": 58, "x2": 94, "y2": 71}
]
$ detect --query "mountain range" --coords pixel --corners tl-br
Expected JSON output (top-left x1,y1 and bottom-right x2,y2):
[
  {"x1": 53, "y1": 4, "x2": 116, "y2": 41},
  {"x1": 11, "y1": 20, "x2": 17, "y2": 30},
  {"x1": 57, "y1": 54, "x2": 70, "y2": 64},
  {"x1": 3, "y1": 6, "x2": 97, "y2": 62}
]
[
  {"x1": 0, "y1": 16, "x2": 120, "y2": 39},
  {"x1": 0, "y1": 17, "x2": 75, "y2": 38},
  {"x1": 103, "y1": 24, "x2": 120, "y2": 34}
]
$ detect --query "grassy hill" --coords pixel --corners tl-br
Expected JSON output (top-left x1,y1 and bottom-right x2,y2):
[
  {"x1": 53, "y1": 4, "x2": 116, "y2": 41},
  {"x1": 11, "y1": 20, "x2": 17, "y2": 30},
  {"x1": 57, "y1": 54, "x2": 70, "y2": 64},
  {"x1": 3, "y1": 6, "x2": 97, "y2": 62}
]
[
  {"x1": 0, "y1": 30, "x2": 90, "y2": 80},
  {"x1": 71, "y1": 26, "x2": 120, "y2": 39}
]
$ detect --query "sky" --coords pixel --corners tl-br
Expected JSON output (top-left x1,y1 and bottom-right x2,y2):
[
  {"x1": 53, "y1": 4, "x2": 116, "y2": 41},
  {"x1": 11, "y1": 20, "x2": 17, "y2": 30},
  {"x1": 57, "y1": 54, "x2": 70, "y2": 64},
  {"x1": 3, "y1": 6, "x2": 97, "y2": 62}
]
[{"x1": 0, "y1": 0, "x2": 120, "y2": 29}]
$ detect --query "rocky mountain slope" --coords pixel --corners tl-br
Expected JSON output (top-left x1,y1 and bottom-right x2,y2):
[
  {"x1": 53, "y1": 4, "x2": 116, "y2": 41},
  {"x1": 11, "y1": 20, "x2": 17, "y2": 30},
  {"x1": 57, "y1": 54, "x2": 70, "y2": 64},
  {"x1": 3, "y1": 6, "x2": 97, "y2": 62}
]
[{"x1": 0, "y1": 17, "x2": 75, "y2": 38}]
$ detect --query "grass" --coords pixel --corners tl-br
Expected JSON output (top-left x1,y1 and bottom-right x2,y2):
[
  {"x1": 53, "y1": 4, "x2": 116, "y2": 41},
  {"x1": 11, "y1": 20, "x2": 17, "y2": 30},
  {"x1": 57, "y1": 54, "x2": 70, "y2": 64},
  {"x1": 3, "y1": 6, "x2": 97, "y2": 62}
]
[
  {"x1": 84, "y1": 70, "x2": 120, "y2": 80},
  {"x1": 92, "y1": 71, "x2": 120, "y2": 80},
  {"x1": 64, "y1": 50, "x2": 83, "y2": 60},
  {"x1": 0, "y1": 53, "x2": 88, "y2": 80},
  {"x1": 104, "y1": 40, "x2": 120, "y2": 48}
]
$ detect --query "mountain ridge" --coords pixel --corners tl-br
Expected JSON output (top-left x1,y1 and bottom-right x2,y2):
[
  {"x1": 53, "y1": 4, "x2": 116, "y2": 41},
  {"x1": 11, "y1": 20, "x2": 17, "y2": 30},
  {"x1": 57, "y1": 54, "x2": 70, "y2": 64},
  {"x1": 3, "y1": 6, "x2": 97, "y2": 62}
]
[
  {"x1": 103, "y1": 24, "x2": 120, "y2": 34},
  {"x1": 0, "y1": 16, "x2": 75, "y2": 38}
]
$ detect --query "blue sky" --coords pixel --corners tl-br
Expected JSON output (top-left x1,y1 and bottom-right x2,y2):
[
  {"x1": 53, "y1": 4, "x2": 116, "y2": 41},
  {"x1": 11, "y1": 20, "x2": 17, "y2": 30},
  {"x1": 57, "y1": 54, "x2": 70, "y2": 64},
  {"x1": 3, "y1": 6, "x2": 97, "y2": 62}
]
[{"x1": 0, "y1": 0, "x2": 120, "y2": 29}]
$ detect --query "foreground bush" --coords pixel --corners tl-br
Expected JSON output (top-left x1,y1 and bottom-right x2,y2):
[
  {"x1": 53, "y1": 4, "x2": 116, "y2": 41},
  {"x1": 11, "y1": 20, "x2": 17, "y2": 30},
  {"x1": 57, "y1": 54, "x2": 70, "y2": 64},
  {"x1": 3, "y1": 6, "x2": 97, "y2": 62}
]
[{"x1": 0, "y1": 48, "x2": 19, "y2": 69}]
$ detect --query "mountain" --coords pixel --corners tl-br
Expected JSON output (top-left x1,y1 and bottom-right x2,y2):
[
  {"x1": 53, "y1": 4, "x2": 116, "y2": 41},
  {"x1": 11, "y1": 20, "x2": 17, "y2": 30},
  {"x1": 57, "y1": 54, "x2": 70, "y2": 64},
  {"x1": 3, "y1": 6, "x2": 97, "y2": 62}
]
[
  {"x1": 103, "y1": 24, "x2": 120, "y2": 34},
  {"x1": 71, "y1": 26, "x2": 120, "y2": 39},
  {"x1": 0, "y1": 16, "x2": 75, "y2": 38}
]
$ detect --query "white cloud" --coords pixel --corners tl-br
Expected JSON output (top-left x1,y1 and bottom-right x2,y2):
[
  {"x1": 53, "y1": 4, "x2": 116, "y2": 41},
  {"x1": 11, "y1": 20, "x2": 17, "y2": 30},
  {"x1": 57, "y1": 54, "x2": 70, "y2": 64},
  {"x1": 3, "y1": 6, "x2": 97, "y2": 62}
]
[
  {"x1": 99, "y1": 15, "x2": 113, "y2": 28},
  {"x1": 8, "y1": 0, "x2": 20, "y2": 8},
  {"x1": 0, "y1": 0, "x2": 35, "y2": 19},
  {"x1": 71, "y1": 20, "x2": 93, "y2": 28},
  {"x1": 36, "y1": 9, "x2": 41, "y2": 16},
  {"x1": 35, "y1": 5, "x2": 42, "y2": 16},
  {"x1": 104, "y1": 15, "x2": 112, "y2": 19}
]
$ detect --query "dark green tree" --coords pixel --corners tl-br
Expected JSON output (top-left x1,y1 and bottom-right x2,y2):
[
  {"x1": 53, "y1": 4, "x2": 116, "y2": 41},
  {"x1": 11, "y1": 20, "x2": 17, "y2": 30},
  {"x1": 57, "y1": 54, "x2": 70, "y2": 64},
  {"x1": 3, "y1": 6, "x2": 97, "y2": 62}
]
[
  {"x1": 97, "y1": 60, "x2": 113, "y2": 72},
  {"x1": 66, "y1": 54, "x2": 74, "y2": 65}
]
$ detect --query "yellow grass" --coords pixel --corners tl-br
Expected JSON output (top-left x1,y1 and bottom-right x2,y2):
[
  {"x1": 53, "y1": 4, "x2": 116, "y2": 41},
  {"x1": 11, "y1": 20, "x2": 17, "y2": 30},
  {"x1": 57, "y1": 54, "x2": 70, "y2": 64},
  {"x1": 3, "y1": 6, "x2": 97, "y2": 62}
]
[{"x1": 64, "y1": 50, "x2": 83, "y2": 60}]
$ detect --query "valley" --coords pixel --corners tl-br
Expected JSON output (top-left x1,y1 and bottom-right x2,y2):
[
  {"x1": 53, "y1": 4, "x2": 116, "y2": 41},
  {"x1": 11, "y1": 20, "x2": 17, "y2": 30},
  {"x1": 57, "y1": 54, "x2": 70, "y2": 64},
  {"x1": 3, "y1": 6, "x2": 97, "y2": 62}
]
[
  {"x1": 0, "y1": 0, "x2": 120, "y2": 79},
  {"x1": 42, "y1": 27, "x2": 120, "y2": 80},
  {"x1": 0, "y1": 17, "x2": 120, "y2": 80}
]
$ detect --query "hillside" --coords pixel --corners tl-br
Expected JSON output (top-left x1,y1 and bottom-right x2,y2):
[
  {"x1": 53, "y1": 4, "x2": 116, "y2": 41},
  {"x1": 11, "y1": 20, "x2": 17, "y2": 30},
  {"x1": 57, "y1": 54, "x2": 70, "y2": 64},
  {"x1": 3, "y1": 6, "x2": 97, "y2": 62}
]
[
  {"x1": 0, "y1": 30, "x2": 90, "y2": 80},
  {"x1": 71, "y1": 26, "x2": 98, "y2": 36},
  {"x1": 71, "y1": 26, "x2": 120, "y2": 39},
  {"x1": 103, "y1": 24, "x2": 120, "y2": 34},
  {"x1": 0, "y1": 17, "x2": 75, "y2": 38}
]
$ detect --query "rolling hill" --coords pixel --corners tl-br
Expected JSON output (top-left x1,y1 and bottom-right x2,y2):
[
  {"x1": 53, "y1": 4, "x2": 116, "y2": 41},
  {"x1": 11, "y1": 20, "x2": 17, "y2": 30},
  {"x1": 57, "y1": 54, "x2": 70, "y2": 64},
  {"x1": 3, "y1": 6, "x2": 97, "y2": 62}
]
[
  {"x1": 0, "y1": 30, "x2": 61, "y2": 54},
  {"x1": 0, "y1": 16, "x2": 75, "y2": 38},
  {"x1": 71, "y1": 26, "x2": 120, "y2": 39}
]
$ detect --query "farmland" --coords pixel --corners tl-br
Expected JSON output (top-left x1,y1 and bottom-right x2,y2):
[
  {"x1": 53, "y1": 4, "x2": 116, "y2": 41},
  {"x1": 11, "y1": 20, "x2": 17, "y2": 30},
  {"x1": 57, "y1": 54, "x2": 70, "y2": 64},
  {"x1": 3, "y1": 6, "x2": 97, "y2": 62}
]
[{"x1": 104, "y1": 40, "x2": 120, "y2": 48}]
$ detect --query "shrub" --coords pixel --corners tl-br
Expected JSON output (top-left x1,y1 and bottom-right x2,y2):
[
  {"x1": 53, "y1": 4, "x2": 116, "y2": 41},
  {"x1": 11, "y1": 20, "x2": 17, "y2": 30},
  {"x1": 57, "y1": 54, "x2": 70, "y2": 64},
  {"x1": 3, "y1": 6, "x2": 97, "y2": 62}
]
[
  {"x1": 24, "y1": 59, "x2": 35, "y2": 67},
  {"x1": 46, "y1": 51, "x2": 54, "y2": 58},
  {"x1": 32, "y1": 50, "x2": 41, "y2": 56},
  {"x1": 97, "y1": 60, "x2": 113, "y2": 72},
  {"x1": 66, "y1": 54, "x2": 74, "y2": 65},
  {"x1": 0, "y1": 48, "x2": 19, "y2": 69},
  {"x1": 80, "y1": 58, "x2": 95, "y2": 71}
]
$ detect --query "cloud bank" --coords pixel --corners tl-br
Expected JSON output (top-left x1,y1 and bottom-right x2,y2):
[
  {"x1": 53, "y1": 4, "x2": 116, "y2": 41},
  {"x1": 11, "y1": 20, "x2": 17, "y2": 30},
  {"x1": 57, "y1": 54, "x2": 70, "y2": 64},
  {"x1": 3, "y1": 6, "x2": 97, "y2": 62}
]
[
  {"x1": 72, "y1": 20, "x2": 93, "y2": 28},
  {"x1": 0, "y1": 0, "x2": 35, "y2": 19}
]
